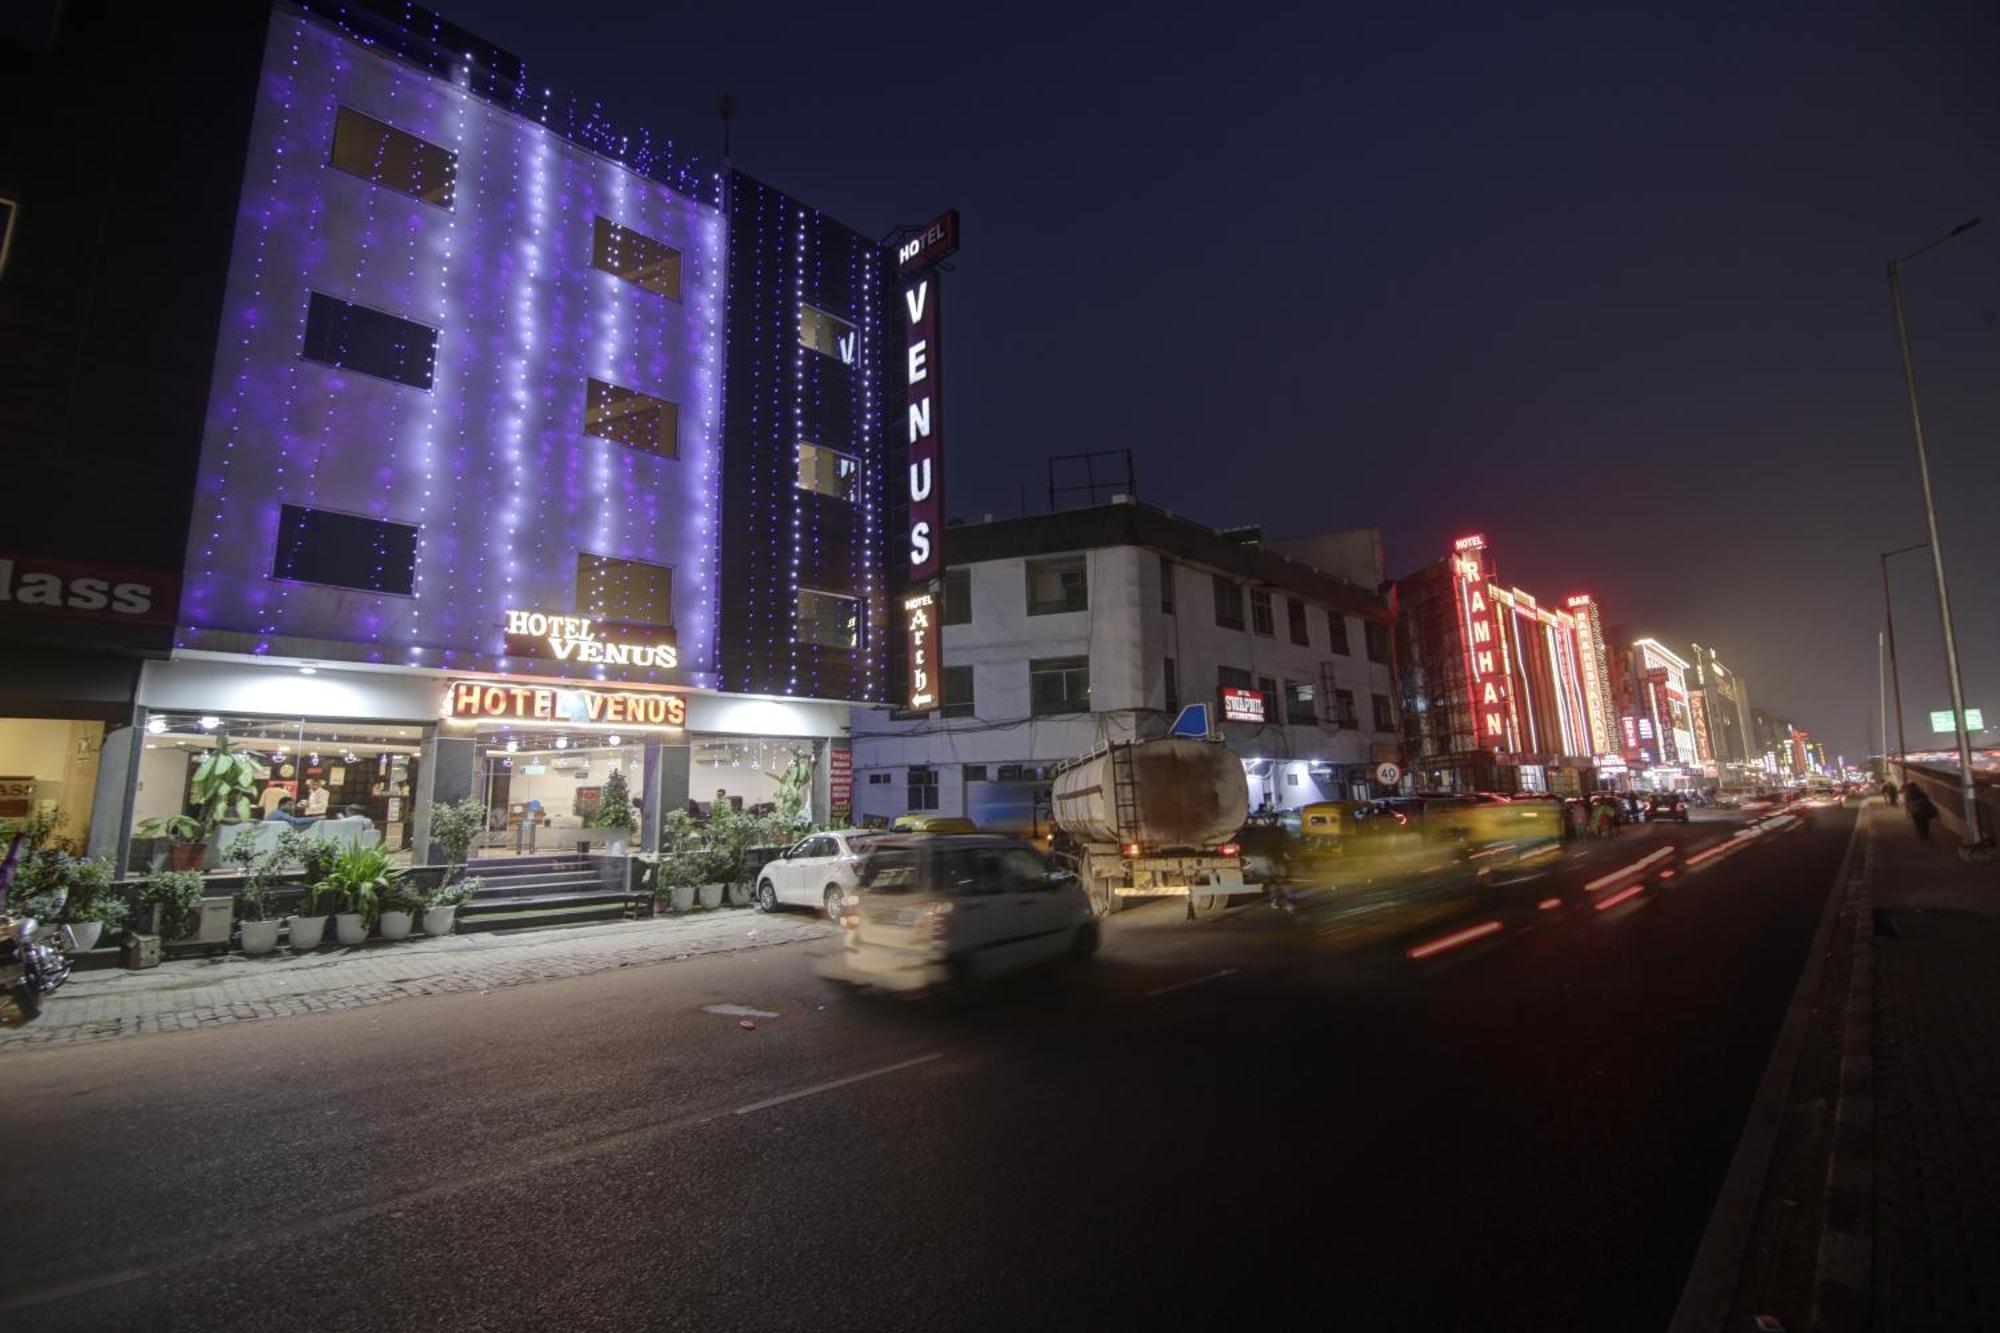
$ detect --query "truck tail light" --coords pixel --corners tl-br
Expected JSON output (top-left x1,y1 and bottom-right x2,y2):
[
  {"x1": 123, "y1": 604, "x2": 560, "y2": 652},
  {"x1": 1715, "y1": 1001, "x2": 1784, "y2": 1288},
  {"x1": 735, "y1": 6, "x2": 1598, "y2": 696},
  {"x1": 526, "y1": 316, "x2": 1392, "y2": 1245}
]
[
  {"x1": 1216, "y1": 842, "x2": 1241, "y2": 857},
  {"x1": 1121, "y1": 842, "x2": 1142, "y2": 859}
]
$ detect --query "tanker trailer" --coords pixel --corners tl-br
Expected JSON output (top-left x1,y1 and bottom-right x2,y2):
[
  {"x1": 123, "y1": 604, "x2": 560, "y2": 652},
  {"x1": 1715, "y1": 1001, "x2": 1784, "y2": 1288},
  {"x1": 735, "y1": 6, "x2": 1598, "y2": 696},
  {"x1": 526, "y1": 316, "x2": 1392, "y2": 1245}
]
[{"x1": 1050, "y1": 737, "x2": 1253, "y2": 919}]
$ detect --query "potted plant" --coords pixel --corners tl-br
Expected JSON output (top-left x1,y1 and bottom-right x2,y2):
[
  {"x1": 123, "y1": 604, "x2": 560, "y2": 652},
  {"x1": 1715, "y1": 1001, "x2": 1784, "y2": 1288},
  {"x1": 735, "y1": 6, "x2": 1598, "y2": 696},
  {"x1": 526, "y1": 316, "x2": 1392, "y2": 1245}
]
[
  {"x1": 657, "y1": 852, "x2": 705, "y2": 914},
  {"x1": 136, "y1": 870, "x2": 205, "y2": 942},
  {"x1": 289, "y1": 875, "x2": 332, "y2": 952},
  {"x1": 134, "y1": 814, "x2": 205, "y2": 871},
  {"x1": 421, "y1": 876, "x2": 478, "y2": 936},
  {"x1": 378, "y1": 878, "x2": 423, "y2": 941},
  {"x1": 322, "y1": 843, "x2": 406, "y2": 946},
  {"x1": 57, "y1": 854, "x2": 119, "y2": 951},
  {"x1": 704, "y1": 802, "x2": 760, "y2": 907},
  {"x1": 593, "y1": 769, "x2": 637, "y2": 854},
  {"x1": 427, "y1": 796, "x2": 488, "y2": 876}
]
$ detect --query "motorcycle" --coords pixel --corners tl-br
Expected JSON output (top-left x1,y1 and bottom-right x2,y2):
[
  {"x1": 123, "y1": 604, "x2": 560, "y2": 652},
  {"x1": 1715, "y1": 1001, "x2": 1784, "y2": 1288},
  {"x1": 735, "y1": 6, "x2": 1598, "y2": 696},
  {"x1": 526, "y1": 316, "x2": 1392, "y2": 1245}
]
[{"x1": 1, "y1": 913, "x2": 71, "y2": 1021}]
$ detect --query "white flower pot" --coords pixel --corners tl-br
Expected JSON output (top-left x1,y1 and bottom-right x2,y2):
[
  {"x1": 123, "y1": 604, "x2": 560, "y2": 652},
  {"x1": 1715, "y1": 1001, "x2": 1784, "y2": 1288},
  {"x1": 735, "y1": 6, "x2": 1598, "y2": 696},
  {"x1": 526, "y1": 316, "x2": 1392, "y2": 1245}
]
[
  {"x1": 421, "y1": 905, "x2": 457, "y2": 937},
  {"x1": 239, "y1": 919, "x2": 282, "y2": 955},
  {"x1": 378, "y1": 910, "x2": 413, "y2": 941},
  {"x1": 289, "y1": 915, "x2": 328, "y2": 951},
  {"x1": 668, "y1": 883, "x2": 698, "y2": 913},
  {"x1": 696, "y1": 882, "x2": 726, "y2": 910},
  {"x1": 65, "y1": 921, "x2": 104, "y2": 952},
  {"x1": 334, "y1": 912, "x2": 369, "y2": 946}
]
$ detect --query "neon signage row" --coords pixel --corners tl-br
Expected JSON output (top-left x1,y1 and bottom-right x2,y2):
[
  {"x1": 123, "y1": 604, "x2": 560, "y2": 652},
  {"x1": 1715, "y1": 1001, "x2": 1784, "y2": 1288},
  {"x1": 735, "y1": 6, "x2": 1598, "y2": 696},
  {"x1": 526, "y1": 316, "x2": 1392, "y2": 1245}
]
[
  {"x1": 503, "y1": 609, "x2": 679, "y2": 669},
  {"x1": 444, "y1": 680, "x2": 687, "y2": 729}
]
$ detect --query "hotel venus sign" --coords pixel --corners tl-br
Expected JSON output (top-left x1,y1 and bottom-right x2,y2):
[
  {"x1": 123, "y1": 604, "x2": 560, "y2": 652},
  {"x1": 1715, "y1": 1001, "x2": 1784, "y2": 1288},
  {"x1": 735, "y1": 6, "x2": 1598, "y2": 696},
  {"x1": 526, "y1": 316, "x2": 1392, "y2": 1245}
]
[{"x1": 901, "y1": 209, "x2": 958, "y2": 713}]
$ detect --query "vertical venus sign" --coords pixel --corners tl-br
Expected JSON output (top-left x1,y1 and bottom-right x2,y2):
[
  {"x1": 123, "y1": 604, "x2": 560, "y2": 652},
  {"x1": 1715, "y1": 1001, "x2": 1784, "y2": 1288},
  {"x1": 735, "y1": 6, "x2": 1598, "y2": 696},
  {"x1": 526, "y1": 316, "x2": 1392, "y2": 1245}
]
[{"x1": 898, "y1": 210, "x2": 959, "y2": 712}]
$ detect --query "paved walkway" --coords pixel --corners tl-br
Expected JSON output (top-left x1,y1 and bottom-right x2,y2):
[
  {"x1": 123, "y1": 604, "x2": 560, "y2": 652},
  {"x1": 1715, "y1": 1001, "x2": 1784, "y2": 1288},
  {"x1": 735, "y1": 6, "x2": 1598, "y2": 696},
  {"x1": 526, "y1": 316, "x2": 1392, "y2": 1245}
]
[
  {"x1": 0, "y1": 909, "x2": 833, "y2": 1054},
  {"x1": 1866, "y1": 800, "x2": 2000, "y2": 1331}
]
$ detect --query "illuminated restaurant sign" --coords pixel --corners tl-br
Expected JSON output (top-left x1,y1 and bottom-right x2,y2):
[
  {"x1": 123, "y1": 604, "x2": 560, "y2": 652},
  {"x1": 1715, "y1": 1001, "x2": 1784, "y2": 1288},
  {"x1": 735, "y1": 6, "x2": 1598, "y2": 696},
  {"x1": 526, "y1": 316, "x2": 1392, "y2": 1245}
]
[
  {"x1": 444, "y1": 680, "x2": 686, "y2": 729},
  {"x1": 1452, "y1": 539, "x2": 1510, "y2": 750},
  {"x1": 503, "y1": 609, "x2": 678, "y2": 669},
  {"x1": 1220, "y1": 687, "x2": 1266, "y2": 724}
]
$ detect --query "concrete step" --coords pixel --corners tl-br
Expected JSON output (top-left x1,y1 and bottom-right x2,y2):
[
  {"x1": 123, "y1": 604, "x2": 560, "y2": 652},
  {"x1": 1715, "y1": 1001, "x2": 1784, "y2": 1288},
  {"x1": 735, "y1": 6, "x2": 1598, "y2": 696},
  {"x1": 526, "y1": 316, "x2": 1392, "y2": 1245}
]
[
  {"x1": 462, "y1": 870, "x2": 612, "y2": 893},
  {"x1": 456, "y1": 891, "x2": 634, "y2": 932}
]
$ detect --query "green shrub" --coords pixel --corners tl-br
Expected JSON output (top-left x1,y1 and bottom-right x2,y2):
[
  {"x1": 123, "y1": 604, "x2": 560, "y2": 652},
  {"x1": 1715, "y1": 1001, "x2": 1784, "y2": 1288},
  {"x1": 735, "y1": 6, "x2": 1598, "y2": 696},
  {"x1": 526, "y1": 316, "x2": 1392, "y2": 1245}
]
[{"x1": 138, "y1": 870, "x2": 205, "y2": 940}]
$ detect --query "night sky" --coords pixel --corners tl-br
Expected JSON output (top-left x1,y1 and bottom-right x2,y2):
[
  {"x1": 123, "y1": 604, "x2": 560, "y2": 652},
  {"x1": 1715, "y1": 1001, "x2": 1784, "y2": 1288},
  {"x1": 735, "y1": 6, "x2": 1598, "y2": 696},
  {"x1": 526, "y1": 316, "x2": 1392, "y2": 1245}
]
[{"x1": 447, "y1": 0, "x2": 1998, "y2": 763}]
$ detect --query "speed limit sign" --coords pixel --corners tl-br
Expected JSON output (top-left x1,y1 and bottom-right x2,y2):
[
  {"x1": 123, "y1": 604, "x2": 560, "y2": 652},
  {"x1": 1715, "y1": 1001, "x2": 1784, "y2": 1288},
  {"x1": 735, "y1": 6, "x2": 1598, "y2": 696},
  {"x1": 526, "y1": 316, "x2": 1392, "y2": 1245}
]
[{"x1": 1374, "y1": 762, "x2": 1402, "y2": 787}]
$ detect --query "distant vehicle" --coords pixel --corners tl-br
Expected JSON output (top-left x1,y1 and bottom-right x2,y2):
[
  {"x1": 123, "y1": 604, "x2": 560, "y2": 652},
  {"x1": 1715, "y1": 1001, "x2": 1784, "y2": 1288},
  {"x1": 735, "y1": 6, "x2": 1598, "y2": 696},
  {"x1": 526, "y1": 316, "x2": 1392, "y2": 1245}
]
[
  {"x1": 755, "y1": 829, "x2": 884, "y2": 919},
  {"x1": 818, "y1": 834, "x2": 1096, "y2": 992},
  {"x1": 1645, "y1": 794, "x2": 1689, "y2": 823},
  {"x1": 889, "y1": 814, "x2": 979, "y2": 833}
]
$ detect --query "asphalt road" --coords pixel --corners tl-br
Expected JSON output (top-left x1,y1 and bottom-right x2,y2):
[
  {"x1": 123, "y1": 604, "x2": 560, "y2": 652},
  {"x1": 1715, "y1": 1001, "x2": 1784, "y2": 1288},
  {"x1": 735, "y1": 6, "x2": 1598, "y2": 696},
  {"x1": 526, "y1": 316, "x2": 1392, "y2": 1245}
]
[{"x1": 0, "y1": 803, "x2": 1858, "y2": 1332}]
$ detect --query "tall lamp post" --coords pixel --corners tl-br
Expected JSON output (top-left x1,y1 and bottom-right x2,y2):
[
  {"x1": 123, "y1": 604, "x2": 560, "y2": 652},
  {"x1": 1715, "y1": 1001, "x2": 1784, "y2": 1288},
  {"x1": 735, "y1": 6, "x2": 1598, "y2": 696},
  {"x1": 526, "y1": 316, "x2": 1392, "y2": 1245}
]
[
  {"x1": 1879, "y1": 541, "x2": 1926, "y2": 774},
  {"x1": 1887, "y1": 216, "x2": 1986, "y2": 849}
]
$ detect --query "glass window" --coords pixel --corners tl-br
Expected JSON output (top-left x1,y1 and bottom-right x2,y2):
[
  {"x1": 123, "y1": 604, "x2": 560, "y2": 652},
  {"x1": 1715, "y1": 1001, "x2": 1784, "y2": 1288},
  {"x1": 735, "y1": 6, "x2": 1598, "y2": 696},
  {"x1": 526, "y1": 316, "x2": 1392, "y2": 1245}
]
[
  {"x1": 1365, "y1": 620, "x2": 1392, "y2": 664},
  {"x1": 1218, "y1": 665, "x2": 1253, "y2": 691},
  {"x1": 1287, "y1": 598, "x2": 1310, "y2": 646},
  {"x1": 797, "y1": 588, "x2": 862, "y2": 649},
  {"x1": 592, "y1": 216, "x2": 680, "y2": 299},
  {"x1": 1250, "y1": 588, "x2": 1275, "y2": 637},
  {"x1": 1286, "y1": 681, "x2": 1316, "y2": 725},
  {"x1": 796, "y1": 442, "x2": 857, "y2": 500},
  {"x1": 799, "y1": 303, "x2": 857, "y2": 364},
  {"x1": 1373, "y1": 692, "x2": 1397, "y2": 731},
  {"x1": 1026, "y1": 556, "x2": 1087, "y2": 615},
  {"x1": 1332, "y1": 688, "x2": 1358, "y2": 727},
  {"x1": 943, "y1": 568, "x2": 971, "y2": 625},
  {"x1": 1029, "y1": 656, "x2": 1090, "y2": 716},
  {"x1": 586, "y1": 378, "x2": 678, "y2": 458},
  {"x1": 272, "y1": 504, "x2": 418, "y2": 596},
  {"x1": 1159, "y1": 556, "x2": 1176, "y2": 614},
  {"x1": 301, "y1": 292, "x2": 438, "y2": 390},
  {"x1": 329, "y1": 106, "x2": 456, "y2": 207},
  {"x1": 1163, "y1": 657, "x2": 1179, "y2": 714},
  {"x1": 576, "y1": 552, "x2": 672, "y2": 626},
  {"x1": 1257, "y1": 675, "x2": 1279, "y2": 711},
  {"x1": 908, "y1": 765, "x2": 939, "y2": 812},
  {"x1": 1327, "y1": 611, "x2": 1351, "y2": 656},
  {"x1": 1213, "y1": 576, "x2": 1244, "y2": 630},
  {"x1": 942, "y1": 665, "x2": 975, "y2": 718}
]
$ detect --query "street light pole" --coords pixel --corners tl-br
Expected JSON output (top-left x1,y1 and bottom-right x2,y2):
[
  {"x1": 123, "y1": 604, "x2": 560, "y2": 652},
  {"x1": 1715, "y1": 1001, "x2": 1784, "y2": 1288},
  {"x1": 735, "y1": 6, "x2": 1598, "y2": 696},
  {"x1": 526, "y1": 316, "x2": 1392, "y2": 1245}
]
[
  {"x1": 1887, "y1": 216, "x2": 1985, "y2": 848},
  {"x1": 1879, "y1": 629, "x2": 1888, "y2": 776},
  {"x1": 1879, "y1": 541, "x2": 1925, "y2": 774}
]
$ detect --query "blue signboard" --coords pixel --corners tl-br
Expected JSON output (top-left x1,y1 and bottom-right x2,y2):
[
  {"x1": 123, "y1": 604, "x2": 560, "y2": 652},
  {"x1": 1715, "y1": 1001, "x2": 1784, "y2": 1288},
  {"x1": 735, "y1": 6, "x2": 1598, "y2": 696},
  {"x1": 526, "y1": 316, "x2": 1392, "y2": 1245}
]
[{"x1": 1169, "y1": 703, "x2": 1211, "y2": 739}]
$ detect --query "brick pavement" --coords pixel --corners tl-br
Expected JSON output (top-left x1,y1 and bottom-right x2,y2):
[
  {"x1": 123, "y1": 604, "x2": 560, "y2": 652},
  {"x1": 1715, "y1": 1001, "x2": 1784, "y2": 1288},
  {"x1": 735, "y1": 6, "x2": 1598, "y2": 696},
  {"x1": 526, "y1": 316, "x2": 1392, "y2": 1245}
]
[
  {"x1": 1865, "y1": 800, "x2": 2000, "y2": 1331},
  {"x1": 0, "y1": 909, "x2": 832, "y2": 1053}
]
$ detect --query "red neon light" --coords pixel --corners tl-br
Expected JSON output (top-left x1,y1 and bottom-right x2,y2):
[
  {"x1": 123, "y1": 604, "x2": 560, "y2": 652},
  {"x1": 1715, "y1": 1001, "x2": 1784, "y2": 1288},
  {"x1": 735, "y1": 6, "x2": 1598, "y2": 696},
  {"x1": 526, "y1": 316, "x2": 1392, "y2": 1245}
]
[
  {"x1": 1406, "y1": 919, "x2": 1504, "y2": 959},
  {"x1": 1537, "y1": 897, "x2": 1562, "y2": 911},
  {"x1": 1564, "y1": 594, "x2": 1592, "y2": 608},
  {"x1": 1594, "y1": 882, "x2": 1646, "y2": 912},
  {"x1": 1452, "y1": 534, "x2": 1486, "y2": 552}
]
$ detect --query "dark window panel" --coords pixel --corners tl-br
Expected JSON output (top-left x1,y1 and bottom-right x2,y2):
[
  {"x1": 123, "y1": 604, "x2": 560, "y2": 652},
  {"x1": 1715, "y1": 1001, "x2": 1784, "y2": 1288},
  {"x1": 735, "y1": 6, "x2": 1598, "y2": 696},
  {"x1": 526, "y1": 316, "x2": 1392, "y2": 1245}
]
[
  {"x1": 301, "y1": 292, "x2": 438, "y2": 390},
  {"x1": 272, "y1": 504, "x2": 418, "y2": 596}
]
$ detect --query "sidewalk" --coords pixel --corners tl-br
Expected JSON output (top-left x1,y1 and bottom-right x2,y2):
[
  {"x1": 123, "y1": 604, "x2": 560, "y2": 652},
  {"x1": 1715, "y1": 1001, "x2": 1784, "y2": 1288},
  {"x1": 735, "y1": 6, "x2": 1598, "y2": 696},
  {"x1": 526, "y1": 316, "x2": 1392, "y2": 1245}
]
[
  {"x1": 1867, "y1": 800, "x2": 2000, "y2": 1330},
  {"x1": 0, "y1": 910, "x2": 833, "y2": 1055}
]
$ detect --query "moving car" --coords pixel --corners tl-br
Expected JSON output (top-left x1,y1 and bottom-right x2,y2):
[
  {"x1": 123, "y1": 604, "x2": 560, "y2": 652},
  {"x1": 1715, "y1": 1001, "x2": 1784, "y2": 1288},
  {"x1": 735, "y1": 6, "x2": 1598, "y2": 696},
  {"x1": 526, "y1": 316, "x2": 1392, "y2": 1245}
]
[
  {"x1": 818, "y1": 834, "x2": 1096, "y2": 992},
  {"x1": 1644, "y1": 793, "x2": 1690, "y2": 823},
  {"x1": 754, "y1": 829, "x2": 883, "y2": 919}
]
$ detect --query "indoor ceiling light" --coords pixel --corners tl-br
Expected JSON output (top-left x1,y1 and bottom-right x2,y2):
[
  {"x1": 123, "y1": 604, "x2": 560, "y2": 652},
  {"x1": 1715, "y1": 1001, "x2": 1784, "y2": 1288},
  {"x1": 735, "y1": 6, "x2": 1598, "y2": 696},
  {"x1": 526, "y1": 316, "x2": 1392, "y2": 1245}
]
[
  {"x1": 555, "y1": 736, "x2": 569, "y2": 750},
  {"x1": 607, "y1": 735, "x2": 621, "y2": 746},
  {"x1": 505, "y1": 739, "x2": 519, "y2": 753},
  {"x1": 146, "y1": 717, "x2": 167, "y2": 734},
  {"x1": 299, "y1": 664, "x2": 317, "y2": 675},
  {"x1": 199, "y1": 716, "x2": 220, "y2": 730}
]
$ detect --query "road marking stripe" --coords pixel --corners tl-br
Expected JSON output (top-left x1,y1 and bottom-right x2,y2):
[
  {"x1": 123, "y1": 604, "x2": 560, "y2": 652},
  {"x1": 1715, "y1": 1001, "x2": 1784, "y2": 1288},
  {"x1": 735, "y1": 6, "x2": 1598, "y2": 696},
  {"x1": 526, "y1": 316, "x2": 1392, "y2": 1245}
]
[
  {"x1": 1583, "y1": 846, "x2": 1672, "y2": 892},
  {"x1": 1144, "y1": 968, "x2": 1238, "y2": 999},
  {"x1": 732, "y1": 1052, "x2": 943, "y2": 1115},
  {"x1": 1406, "y1": 919, "x2": 1503, "y2": 959}
]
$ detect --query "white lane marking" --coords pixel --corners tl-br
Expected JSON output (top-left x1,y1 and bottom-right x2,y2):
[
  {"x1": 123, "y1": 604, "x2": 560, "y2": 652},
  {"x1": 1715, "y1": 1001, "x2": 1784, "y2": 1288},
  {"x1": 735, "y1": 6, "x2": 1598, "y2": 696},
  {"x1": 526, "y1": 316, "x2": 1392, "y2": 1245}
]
[
  {"x1": 703, "y1": 1004, "x2": 780, "y2": 1018},
  {"x1": 733, "y1": 1052, "x2": 943, "y2": 1115},
  {"x1": 1144, "y1": 968, "x2": 1239, "y2": 999}
]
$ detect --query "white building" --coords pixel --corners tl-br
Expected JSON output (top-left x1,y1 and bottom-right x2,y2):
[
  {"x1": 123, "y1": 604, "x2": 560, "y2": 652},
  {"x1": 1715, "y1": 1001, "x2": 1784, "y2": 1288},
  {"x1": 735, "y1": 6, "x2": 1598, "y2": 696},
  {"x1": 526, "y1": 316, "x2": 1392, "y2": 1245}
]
[{"x1": 851, "y1": 502, "x2": 1401, "y2": 832}]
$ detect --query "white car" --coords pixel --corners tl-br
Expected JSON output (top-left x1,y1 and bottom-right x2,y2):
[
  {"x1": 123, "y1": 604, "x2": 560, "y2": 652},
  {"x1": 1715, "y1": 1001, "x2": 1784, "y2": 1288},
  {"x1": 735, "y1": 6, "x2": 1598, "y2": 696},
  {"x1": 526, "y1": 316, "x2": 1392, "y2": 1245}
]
[
  {"x1": 754, "y1": 830, "x2": 882, "y2": 919},
  {"x1": 818, "y1": 835, "x2": 1098, "y2": 993}
]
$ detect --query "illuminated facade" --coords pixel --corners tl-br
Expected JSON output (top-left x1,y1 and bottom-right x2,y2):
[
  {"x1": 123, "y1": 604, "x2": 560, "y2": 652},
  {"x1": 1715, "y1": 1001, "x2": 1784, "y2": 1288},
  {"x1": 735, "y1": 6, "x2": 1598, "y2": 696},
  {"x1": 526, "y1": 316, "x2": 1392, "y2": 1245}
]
[
  {"x1": 1394, "y1": 536, "x2": 1611, "y2": 792},
  {"x1": 30, "y1": 0, "x2": 907, "y2": 872}
]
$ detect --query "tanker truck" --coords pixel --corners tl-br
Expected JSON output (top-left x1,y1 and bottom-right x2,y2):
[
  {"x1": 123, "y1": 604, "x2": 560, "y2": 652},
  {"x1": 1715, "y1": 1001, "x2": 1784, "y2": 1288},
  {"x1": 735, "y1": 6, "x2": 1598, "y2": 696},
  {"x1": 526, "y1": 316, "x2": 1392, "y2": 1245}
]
[{"x1": 1049, "y1": 737, "x2": 1255, "y2": 919}]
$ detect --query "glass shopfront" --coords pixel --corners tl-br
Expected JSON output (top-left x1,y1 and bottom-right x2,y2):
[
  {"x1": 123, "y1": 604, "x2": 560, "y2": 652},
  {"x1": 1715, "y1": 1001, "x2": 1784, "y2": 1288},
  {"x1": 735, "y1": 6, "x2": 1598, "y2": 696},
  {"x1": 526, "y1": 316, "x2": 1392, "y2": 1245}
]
[{"x1": 131, "y1": 712, "x2": 424, "y2": 866}]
